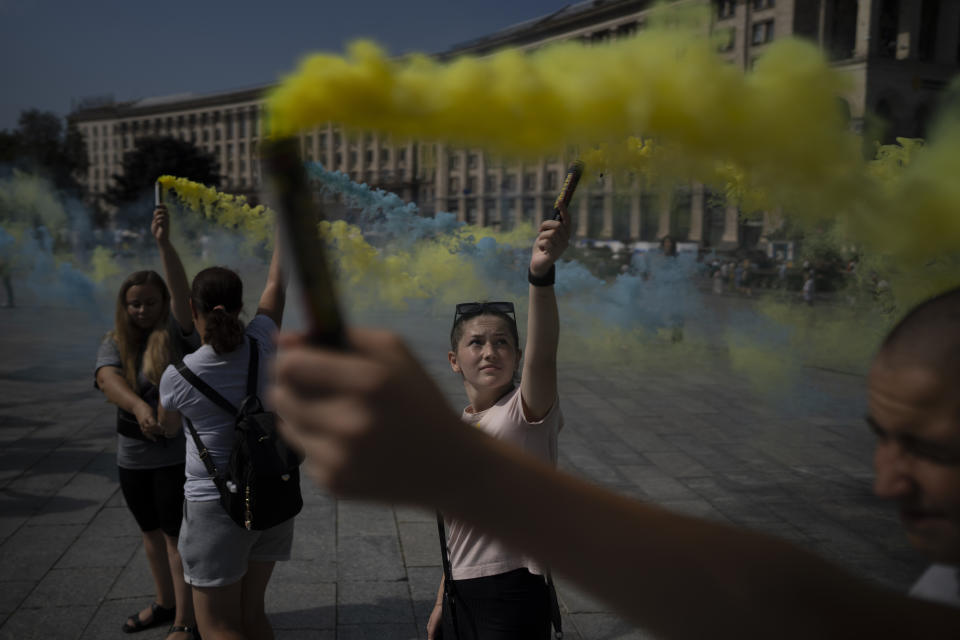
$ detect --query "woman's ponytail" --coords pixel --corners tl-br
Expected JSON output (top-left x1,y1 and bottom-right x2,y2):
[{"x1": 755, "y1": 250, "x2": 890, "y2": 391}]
[
  {"x1": 191, "y1": 267, "x2": 245, "y2": 354},
  {"x1": 204, "y1": 307, "x2": 244, "y2": 354}
]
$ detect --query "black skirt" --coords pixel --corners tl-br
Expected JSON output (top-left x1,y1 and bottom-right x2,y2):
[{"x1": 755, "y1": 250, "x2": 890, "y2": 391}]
[{"x1": 441, "y1": 568, "x2": 550, "y2": 640}]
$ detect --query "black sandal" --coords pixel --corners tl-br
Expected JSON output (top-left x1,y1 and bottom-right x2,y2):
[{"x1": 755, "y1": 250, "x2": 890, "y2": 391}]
[
  {"x1": 166, "y1": 624, "x2": 201, "y2": 640},
  {"x1": 121, "y1": 601, "x2": 176, "y2": 633}
]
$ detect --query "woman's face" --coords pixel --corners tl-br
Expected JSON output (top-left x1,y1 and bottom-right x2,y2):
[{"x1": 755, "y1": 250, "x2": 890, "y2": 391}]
[
  {"x1": 449, "y1": 315, "x2": 519, "y2": 391},
  {"x1": 662, "y1": 238, "x2": 675, "y2": 253},
  {"x1": 125, "y1": 283, "x2": 164, "y2": 331}
]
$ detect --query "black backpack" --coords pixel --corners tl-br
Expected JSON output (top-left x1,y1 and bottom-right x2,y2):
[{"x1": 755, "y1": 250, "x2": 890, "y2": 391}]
[{"x1": 177, "y1": 336, "x2": 303, "y2": 530}]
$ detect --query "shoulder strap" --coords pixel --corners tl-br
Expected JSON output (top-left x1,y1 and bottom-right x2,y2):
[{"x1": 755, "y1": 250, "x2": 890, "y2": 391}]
[
  {"x1": 436, "y1": 512, "x2": 462, "y2": 637},
  {"x1": 182, "y1": 415, "x2": 221, "y2": 480},
  {"x1": 246, "y1": 336, "x2": 259, "y2": 398},
  {"x1": 546, "y1": 571, "x2": 563, "y2": 638},
  {"x1": 176, "y1": 361, "x2": 239, "y2": 417}
]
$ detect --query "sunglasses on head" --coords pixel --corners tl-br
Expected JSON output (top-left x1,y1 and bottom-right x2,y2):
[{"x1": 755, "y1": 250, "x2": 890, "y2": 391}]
[{"x1": 453, "y1": 301, "x2": 516, "y2": 325}]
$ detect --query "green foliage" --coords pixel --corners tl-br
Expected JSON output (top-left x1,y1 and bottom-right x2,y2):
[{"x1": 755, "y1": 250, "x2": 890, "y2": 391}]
[
  {"x1": 0, "y1": 110, "x2": 89, "y2": 197},
  {"x1": 106, "y1": 136, "x2": 220, "y2": 229}
]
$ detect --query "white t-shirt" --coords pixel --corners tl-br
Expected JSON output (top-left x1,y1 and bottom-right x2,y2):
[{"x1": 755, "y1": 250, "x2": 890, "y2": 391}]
[
  {"x1": 159, "y1": 315, "x2": 277, "y2": 502},
  {"x1": 446, "y1": 386, "x2": 563, "y2": 580},
  {"x1": 910, "y1": 564, "x2": 960, "y2": 609}
]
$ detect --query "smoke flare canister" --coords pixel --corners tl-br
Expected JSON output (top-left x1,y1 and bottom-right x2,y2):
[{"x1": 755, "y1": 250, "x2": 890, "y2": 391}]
[
  {"x1": 552, "y1": 160, "x2": 584, "y2": 220},
  {"x1": 155, "y1": 181, "x2": 162, "y2": 206}
]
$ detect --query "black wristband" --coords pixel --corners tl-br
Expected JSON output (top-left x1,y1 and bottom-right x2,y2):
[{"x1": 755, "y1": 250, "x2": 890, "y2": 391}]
[{"x1": 528, "y1": 265, "x2": 556, "y2": 287}]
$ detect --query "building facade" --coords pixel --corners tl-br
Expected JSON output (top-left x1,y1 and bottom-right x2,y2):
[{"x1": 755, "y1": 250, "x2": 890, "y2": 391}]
[{"x1": 70, "y1": 0, "x2": 960, "y2": 250}]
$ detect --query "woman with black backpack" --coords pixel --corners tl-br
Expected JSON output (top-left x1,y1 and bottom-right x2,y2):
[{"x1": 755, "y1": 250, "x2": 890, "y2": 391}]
[{"x1": 158, "y1": 235, "x2": 290, "y2": 640}]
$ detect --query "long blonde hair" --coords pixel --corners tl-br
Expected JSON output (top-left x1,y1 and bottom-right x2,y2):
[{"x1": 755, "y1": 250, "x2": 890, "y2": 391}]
[{"x1": 112, "y1": 270, "x2": 172, "y2": 389}]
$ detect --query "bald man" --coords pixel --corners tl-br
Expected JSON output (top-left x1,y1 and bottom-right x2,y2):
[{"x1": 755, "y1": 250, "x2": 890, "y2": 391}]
[{"x1": 868, "y1": 286, "x2": 960, "y2": 607}]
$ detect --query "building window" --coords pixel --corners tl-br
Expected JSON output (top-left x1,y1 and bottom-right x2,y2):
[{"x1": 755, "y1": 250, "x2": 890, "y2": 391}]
[
  {"x1": 320, "y1": 133, "x2": 327, "y2": 147},
  {"x1": 590, "y1": 30, "x2": 610, "y2": 45},
  {"x1": 225, "y1": 114, "x2": 233, "y2": 138},
  {"x1": 717, "y1": 0, "x2": 735, "y2": 19},
  {"x1": 380, "y1": 148, "x2": 390, "y2": 163},
  {"x1": 467, "y1": 153, "x2": 478, "y2": 169},
  {"x1": 202, "y1": 130, "x2": 209, "y2": 143},
  {"x1": 523, "y1": 197, "x2": 536, "y2": 217},
  {"x1": 504, "y1": 174, "x2": 517, "y2": 191},
  {"x1": 349, "y1": 150, "x2": 358, "y2": 167},
  {"x1": 449, "y1": 177, "x2": 460, "y2": 193},
  {"x1": 484, "y1": 175, "x2": 497, "y2": 192},
  {"x1": 239, "y1": 142, "x2": 246, "y2": 155},
  {"x1": 249, "y1": 110, "x2": 259, "y2": 137},
  {"x1": 467, "y1": 176, "x2": 478, "y2": 193},
  {"x1": 752, "y1": 0, "x2": 774, "y2": 9},
  {"x1": 546, "y1": 171, "x2": 558, "y2": 191},
  {"x1": 214, "y1": 129, "x2": 221, "y2": 141},
  {"x1": 918, "y1": 0, "x2": 940, "y2": 61},
  {"x1": 398, "y1": 148, "x2": 407, "y2": 163},
  {"x1": 751, "y1": 20, "x2": 774, "y2": 45},
  {"x1": 449, "y1": 155, "x2": 460, "y2": 170},
  {"x1": 239, "y1": 159, "x2": 246, "y2": 172},
  {"x1": 333, "y1": 132, "x2": 341, "y2": 147},
  {"x1": 365, "y1": 149, "x2": 373, "y2": 163},
  {"x1": 237, "y1": 113, "x2": 246, "y2": 139},
  {"x1": 335, "y1": 152, "x2": 342, "y2": 165},
  {"x1": 718, "y1": 27, "x2": 736, "y2": 52},
  {"x1": 616, "y1": 21, "x2": 638, "y2": 39},
  {"x1": 523, "y1": 172, "x2": 537, "y2": 190}
]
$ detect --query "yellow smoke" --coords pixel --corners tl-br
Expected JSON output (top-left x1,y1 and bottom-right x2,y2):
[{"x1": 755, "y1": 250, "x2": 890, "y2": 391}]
[
  {"x1": 0, "y1": 170, "x2": 70, "y2": 230},
  {"x1": 157, "y1": 176, "x2": 275, "y2": 245},
  {"x1": 266, "y1": 9, "x2": 959, "y2": 305}
]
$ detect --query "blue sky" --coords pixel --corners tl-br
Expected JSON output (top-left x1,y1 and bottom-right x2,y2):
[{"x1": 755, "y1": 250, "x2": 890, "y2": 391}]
[{"x1": 0, "y1": 0, "x2": 568, "y2": 130}]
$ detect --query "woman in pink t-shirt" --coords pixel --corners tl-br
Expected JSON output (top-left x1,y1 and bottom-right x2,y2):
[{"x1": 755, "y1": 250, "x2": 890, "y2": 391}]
[{"x1": 427, "y1": 205, "x2": 571, "y2": 639}]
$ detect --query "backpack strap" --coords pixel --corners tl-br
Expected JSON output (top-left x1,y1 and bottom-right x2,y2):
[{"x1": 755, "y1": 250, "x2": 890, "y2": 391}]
[
  {"x1": 176, "y1": 361, "x2": 239, "y2": 417},
  {"x1": 182, "y1": 415, "x2": 221, "y2": 480},
  {"x1": 246, "y1": 336, "x2": 259, "y2": 398}
]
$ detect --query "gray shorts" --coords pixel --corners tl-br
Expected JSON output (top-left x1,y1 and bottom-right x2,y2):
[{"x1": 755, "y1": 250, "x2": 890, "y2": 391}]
[{"x1": 178, "y1": 499, "x2": 294, "y2": 587}]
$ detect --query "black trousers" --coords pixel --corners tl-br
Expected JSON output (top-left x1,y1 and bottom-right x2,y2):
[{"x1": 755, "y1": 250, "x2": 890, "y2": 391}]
[{"x1": 440, "y1": 568, "x2": 550, "y2": 640}]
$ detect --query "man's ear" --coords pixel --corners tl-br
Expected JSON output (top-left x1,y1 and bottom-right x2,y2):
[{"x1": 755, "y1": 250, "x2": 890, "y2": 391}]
[{"x1": 448, "y1": 350, "x2": 461, "y2": 374}]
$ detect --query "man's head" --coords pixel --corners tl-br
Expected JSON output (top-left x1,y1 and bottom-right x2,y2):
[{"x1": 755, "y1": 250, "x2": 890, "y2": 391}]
[{"x1": 868, "y1": 286, "x2": 960, "y2": 563}]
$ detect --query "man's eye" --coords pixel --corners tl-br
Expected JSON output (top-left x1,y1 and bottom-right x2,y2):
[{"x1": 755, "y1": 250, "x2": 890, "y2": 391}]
[{"x1": 904, "y1": 440, "x2": 960, "y2": 466}]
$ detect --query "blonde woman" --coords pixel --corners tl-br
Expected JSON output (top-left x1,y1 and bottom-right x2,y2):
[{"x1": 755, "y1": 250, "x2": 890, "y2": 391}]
[{"x1": 95, "y1": 206, "x2": 199, "y2": 639}]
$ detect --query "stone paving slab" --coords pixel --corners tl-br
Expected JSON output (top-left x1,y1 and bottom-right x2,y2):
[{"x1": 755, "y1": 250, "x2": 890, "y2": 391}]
[{"x1": 0, "y1": 304, "x2": 930, "y2": 639}]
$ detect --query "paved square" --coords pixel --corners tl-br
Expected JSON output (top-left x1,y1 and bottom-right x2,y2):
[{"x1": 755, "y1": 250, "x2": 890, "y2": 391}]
[{"x1": 0, "y1": 301, "x2": 926, "y2": 639}]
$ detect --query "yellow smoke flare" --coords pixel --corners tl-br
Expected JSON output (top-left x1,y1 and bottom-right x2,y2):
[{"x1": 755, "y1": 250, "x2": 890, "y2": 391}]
[
  {"x1": 269, "y1": 24, "x2": 854, "y2": 182},
  {"x1": 157, "y1": 176, "x2": 275, "y2": 244}
]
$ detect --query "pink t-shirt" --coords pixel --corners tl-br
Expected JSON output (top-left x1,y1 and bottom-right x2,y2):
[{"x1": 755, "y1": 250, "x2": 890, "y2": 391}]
[{"x1": 446, "y1": 386, "x2": 563, "y2": 580}]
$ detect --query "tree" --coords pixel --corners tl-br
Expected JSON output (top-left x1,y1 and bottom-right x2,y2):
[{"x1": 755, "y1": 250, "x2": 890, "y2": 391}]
[
  {"x1": 0, "y1": 110, "x2": 89, "y2": 196},
  {"x1": 106, "y1": 136, "x2": 220, "y2": 229}
]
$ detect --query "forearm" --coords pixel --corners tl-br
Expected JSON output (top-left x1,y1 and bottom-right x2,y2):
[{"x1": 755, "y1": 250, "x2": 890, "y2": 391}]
[
  {"x1": 158, "y1": 239, "x2": 192, "y2": 329},
  {"x1": 524, "y1": 283, "x2": 559, "y2": 371},
  {"x1": 257, "y1": 234, "x2": 287, "y2": 325},
  {"x1": 430, "y1": 427, "x2": 955, "y2": 639},
  {"x1": 99, "y1": 374, "x2": 149, "y2": 415}
]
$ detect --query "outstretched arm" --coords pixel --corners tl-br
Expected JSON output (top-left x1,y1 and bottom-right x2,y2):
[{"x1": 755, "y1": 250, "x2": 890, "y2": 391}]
[
  {"x1": 520, "y1": 203, "x2": 570, "y2": 421},
  {"x1": 152, "y1": 205, "x2": 193, "y2": 332},
  {"x1": 96, "y1": 366, "x2": 161, "y2": 441},
  {"x1": 272, "y1": 330, "x2": 960, "y2": 640},
  {"x1": 256, "y1": 231, "x2": 286, "y2": 328}
]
